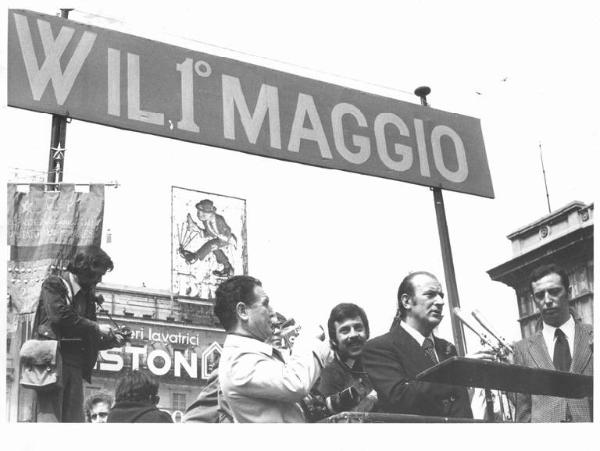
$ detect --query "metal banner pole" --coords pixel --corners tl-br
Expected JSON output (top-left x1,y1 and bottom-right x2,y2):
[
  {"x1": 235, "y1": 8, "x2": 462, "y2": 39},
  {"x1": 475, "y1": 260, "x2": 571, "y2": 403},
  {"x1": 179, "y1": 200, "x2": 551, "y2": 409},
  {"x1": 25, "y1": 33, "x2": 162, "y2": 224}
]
[
  {"x1": 414, "y1": 86, "x2": 467, "y2": 357},
  {"x1": 47, "y1": 8, "x2": 73, "y2": 189}
]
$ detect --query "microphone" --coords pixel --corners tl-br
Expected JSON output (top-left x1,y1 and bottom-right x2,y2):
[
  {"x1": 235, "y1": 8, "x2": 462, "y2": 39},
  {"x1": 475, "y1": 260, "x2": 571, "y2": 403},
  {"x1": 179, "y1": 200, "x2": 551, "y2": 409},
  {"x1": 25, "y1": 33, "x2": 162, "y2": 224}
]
[
  {"x1": 453, "y1": 307, "x2": 500, "y2": 352},
  {"x1": 471, "y1": 309, "x2": 513, "y2": 354}
]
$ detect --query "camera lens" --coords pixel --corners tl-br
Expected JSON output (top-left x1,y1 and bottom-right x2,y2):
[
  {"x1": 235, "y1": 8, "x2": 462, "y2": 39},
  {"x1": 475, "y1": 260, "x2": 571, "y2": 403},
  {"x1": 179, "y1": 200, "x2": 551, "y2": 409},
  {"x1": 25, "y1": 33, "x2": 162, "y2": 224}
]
[{"x1": 326, "y1": 386, "x2": 360, "y2": 413}]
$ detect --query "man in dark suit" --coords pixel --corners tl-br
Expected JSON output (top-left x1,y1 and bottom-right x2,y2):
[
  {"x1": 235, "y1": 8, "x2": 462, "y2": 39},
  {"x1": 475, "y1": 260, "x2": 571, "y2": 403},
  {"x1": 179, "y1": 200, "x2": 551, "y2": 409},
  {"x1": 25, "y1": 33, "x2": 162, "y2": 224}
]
[
  {"x1": 362, "y1": 271, "x2": 493, "y2": 419},
  {"x1": 513, "y1": 264, "x2": 593, "y2": 422}
]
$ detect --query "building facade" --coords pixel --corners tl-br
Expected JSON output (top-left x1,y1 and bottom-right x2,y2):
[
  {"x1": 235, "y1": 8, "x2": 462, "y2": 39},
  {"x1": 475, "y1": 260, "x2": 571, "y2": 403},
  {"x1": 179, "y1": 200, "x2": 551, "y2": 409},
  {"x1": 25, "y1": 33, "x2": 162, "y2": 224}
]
[
  {"x1": 6, "y1": 282, "x2": 226, "y2": 422},
  {"x1": 487, "y1": 201, "x2": 593, "y2": 338}
]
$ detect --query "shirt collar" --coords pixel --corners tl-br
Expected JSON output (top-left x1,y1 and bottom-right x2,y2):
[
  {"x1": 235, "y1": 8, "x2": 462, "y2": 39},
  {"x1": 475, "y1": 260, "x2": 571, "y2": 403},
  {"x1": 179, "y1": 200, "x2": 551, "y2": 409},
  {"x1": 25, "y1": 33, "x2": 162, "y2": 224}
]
[
  {"x1": 223, "y1": 333, "x2": 277, "y2": 357},
  {"x1": 69, "y1": 272, "x2": 82, "y2": 296},
  {"x1": 542, "y1": 315, "x2": 575, "y2": 343},
  {"x1": 334, "y1": 351, "x2": 356, "y2": 369},
  {"x1": 400, "y1": 320, "x2": 435, "y2": 346}
]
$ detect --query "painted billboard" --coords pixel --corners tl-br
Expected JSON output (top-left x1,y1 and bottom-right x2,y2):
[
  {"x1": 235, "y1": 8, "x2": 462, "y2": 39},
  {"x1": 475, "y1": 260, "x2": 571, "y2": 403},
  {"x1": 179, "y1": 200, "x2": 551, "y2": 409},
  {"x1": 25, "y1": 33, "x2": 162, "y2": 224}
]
[
  {"x1": 171, "y1": 186, "x2": 247, "y2": 299},
  {"x1": 7, "y1": 9, "x2": 493, "y2": 197}
]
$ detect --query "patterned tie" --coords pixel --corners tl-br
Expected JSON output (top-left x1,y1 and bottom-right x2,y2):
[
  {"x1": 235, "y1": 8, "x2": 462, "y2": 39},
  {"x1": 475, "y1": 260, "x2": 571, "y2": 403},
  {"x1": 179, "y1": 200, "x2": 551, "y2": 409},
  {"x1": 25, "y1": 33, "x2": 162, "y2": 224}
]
[
  {"x1": 422, "y1": 337, "x2": 438, "y2": 364},
  {"x1": 553, "y1": 328, "x2": 571, "y2": 372}
]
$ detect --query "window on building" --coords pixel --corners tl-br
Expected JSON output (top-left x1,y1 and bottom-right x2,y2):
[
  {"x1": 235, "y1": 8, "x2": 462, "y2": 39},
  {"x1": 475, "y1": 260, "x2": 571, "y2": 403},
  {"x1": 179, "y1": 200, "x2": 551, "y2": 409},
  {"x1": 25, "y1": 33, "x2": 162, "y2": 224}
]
[
  {"x1": 570, "y1": 266, "x2": 589, "y2": 297},
  {"x1": 517, "y1": 290, "x2": 534, "y2": 317},
  {"x1": 172, "y1": 392, "x2": 187, "y2": 411}
]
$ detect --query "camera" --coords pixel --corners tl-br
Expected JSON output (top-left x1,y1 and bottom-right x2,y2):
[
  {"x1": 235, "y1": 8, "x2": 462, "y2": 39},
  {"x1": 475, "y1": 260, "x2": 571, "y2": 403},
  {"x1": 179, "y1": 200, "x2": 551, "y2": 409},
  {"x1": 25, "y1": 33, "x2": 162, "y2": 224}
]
[
  {"x1": 300, "y1": 385, "x2": 362, "y2": 422},
  {"x1": 325, "y1": 386, "x2": 361, "y2": 413},
  {"x1": 113, "y1": 326, "x2": 133, "y2": 343}
]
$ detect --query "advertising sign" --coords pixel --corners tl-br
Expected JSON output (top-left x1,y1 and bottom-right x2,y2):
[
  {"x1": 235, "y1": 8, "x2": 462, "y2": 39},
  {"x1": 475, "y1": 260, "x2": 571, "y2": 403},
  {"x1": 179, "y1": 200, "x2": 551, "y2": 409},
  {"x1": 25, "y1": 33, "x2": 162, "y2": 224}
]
[
  {"x1": 171, "y1": 187, "x2": 247, "y2": 299},
  {"x1": 97, "y1": 320, "x2": 222, "y2": 380},
  {"x1": 7, "y1": 9, "x2": 494, "y2": 197}
]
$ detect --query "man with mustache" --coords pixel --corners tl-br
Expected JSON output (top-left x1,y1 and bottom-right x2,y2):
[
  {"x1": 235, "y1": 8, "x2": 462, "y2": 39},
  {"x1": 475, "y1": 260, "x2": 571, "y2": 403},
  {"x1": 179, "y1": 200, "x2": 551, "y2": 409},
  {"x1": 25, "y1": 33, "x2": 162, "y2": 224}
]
[
  {"x1": 316, "y1": 303, "x2": 377, "y2": 413},
  {"x1": 512, "y1": 264, "x2": 593, "y2": 422},
  {"x1": 362, "y1": 271, "x2": 493, "y2": 419}
]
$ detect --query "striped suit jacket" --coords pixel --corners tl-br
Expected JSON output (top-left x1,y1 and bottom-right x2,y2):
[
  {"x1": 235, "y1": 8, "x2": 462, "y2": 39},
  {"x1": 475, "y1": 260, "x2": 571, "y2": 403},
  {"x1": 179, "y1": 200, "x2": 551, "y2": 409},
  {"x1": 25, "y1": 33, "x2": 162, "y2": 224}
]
[{"x1": 513, "y1": 319, "x2": 593, "y2": 422}]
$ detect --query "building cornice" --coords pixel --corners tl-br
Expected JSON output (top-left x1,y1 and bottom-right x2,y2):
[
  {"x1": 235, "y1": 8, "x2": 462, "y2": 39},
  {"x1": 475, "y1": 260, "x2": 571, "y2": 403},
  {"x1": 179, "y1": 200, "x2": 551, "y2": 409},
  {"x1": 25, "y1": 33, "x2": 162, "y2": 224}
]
[
  {"x1": 506, "y1": 201, "x2": 592, "y2": 239},
  {"x1": 487, "y1": 226, "x2": 593, "y2": 289}
]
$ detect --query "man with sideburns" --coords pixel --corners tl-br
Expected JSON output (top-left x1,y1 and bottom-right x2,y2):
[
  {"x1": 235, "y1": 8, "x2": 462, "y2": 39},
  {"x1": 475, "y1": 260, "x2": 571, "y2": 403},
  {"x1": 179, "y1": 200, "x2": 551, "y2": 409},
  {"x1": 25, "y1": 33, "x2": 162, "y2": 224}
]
[
  {"x1": 317, "y1": 302, "x2": 377, "y2": 413},
  {"x1": 362, "y1": 271, "x2": 494, "y2": 419},
  {"x1": 512, "y1": 264, "x2": 593, "y2": 422}
]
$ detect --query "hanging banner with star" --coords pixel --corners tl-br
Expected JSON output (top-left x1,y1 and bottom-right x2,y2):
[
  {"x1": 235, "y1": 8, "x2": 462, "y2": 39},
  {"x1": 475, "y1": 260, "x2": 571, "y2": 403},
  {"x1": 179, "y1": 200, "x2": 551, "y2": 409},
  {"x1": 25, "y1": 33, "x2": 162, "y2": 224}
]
[{"x1": 7, "y1": 183, "x2": 105, "y2": 314}]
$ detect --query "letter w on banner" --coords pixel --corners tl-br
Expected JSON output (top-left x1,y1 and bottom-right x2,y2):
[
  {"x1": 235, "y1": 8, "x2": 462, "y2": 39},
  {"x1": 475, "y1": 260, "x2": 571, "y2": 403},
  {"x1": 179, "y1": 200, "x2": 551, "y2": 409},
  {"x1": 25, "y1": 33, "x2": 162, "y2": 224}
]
[{"x1": 7, "y1": 183, "x2": 105, "y2": 314}]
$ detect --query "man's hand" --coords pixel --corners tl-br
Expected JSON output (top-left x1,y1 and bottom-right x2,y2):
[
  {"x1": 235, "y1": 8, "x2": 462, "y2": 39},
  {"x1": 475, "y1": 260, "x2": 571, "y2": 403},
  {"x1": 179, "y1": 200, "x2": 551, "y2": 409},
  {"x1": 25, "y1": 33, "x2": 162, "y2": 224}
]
[
  {"x1": 501, "y1": 351, "x2": 515, "y2": 364},
  {"x1": 113, "y1": 332, "x2": 126, "y2": 346},
  {"x1": 313, "y1": 325, "x2": 326, "y2": 341},
  {"x1": 98, "y1": 323, "x2": 114, "y2": 336},
  {"x1": 466, "y1": 348, "x2": 497, "y2": 361}
]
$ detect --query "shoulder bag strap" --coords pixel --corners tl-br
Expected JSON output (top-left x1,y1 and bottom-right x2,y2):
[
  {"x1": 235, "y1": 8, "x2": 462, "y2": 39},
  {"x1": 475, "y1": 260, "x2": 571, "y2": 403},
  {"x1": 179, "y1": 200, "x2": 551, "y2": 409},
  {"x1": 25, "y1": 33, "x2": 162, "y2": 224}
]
[{"x1": 58, "y1": 276, "x2": 73, "y2": 306}]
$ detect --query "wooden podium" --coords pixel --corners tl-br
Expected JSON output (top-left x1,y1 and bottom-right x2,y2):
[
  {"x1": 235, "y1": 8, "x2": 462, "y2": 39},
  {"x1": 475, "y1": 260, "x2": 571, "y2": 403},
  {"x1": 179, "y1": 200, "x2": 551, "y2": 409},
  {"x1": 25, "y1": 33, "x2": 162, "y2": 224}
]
[
  {"x1": 323, "y1": 411, "x2": 485, "y2": 423},
  {"x1": 322, "y1": 358, "x2": 592, "y2": 423},
  {"x1": 416, "y1": 357, "x2": 593, "y2": 398}
]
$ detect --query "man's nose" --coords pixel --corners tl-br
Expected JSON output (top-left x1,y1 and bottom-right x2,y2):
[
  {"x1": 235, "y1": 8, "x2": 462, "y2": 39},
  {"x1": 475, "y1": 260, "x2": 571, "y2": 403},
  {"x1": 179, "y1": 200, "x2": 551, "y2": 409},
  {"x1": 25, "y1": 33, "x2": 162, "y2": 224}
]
[
  {"x1": 434, "y1": 295, "x2": 445, "y2": 306},
  {"x1": 348, "y1": 327, "x2": 359, "y2": 338},
  {"x1": 543, "y1": 292, "x2": 555, "y2": 306}
]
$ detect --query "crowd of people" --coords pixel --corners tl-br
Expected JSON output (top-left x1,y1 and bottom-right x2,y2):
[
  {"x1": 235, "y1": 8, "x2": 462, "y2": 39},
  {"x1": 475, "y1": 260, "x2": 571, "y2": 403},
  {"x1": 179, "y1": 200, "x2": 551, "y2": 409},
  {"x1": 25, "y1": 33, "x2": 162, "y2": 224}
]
[{"x1": 27, "y1": 246, "x2": 593, "y2": 423}]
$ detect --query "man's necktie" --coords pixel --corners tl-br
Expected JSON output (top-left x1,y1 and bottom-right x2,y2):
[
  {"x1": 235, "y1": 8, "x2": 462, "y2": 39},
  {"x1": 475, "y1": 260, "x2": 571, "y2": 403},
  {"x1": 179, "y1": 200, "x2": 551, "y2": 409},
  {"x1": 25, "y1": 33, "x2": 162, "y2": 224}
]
[
  {"x1": 422, "y1": 338, "x2": 438, "y2": 364},
  {"x1": 553, "y1": 328, "x2": 571, "y2": 372}
]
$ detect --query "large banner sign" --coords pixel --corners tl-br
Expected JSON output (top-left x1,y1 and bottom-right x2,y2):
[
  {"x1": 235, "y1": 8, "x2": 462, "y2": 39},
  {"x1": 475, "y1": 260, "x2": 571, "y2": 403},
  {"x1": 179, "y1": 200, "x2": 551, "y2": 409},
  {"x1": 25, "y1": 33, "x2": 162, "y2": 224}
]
[
  {"x1": 171, "y1": 187, "x2": 247, "y2": 299},
  {"x1": 7, "y1": 9, "x2": 494, "y2": 198},
  {"x1": 7, "y1": 183, "x2": 105, "y2": 313}
]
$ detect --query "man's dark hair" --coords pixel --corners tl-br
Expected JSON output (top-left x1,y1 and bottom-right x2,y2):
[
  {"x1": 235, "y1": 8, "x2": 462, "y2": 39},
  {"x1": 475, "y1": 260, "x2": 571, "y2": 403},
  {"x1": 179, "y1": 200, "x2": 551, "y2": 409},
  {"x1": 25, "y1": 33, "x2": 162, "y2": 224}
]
[
  {"x1": 529, "y1": 263, "x2": 570, "y2": 293},
  {"x1": 327, "y1": 303, "x2": 370, "y2": 343},
  {"x1": 396, "y1": 271, "x2": 438, "y2": 320},
  {"x1": 84, "y1": 392, "x2": 113, "y2": 421},
  {"x1": 115, "y1": 370, "x2": 159, "y2": 404},
  {"x1": 67, "y1": 246, "x2": 114, "y2": 276},
  {"x1": 214, "y1": 275, "x2": 262, "y2": 331}
]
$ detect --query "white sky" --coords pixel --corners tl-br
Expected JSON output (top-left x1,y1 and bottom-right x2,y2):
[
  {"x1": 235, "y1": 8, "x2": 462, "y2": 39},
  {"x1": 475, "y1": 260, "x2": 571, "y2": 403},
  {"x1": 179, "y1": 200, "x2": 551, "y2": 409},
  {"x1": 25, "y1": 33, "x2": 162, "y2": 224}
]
[
  {"x1": 1, "y1": 0, "x2": 598, "y2": 444},
  {"x1": 2, "y1": 0, "x2": 598, "y2": 345}
]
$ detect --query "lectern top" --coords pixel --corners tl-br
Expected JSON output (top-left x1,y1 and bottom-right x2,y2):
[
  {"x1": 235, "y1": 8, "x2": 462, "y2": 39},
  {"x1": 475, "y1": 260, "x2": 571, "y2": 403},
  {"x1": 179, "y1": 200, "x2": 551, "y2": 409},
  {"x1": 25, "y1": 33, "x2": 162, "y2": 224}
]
[{"x1": 416, "y1": 357, "x2": 592, "y2": 398}]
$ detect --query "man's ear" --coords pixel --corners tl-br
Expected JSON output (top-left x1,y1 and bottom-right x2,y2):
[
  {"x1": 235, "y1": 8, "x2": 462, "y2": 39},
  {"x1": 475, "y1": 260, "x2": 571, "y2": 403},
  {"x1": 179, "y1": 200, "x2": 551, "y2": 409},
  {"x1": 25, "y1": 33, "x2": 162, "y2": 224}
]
[
  {"x1": 400, "y1": 294, "x2": 411, "y2": 312},
  {"x1": 236, "y1": 302, "x2": 249, "y2": 321}
]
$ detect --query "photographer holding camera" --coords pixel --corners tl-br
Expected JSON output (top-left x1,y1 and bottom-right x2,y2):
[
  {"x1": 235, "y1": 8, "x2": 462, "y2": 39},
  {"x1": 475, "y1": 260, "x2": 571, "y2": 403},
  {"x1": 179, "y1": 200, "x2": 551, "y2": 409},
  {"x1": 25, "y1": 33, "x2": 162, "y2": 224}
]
[
  {"x1": 32, "y1": 246, "x2": 128, "y2": 422},
  {"x1": 301, "y1": 303, "x2": 377, "y2": 421}
]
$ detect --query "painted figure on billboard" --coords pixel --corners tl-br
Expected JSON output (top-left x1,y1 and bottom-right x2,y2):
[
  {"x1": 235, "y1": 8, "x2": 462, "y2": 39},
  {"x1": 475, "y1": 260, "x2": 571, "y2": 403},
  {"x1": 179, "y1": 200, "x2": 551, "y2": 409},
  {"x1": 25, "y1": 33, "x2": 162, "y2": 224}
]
[
  {"x1": 172, "y1": 187, "x2": 247, "y2": 299},
  {"x1": 179, "y1": 199, "x2": 237, "y2": 277}
]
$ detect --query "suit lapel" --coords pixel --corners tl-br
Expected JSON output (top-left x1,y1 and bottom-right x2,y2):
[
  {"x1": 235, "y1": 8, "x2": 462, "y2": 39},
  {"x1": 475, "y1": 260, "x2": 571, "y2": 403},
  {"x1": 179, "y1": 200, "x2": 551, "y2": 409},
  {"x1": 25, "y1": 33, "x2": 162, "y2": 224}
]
[
  {"x1": 527, "y1": 332, "x2": 555, "y2": 370},
  {"x1": 391, "y1": 325, "x2": 435, "y2": 371},
  {"x1": 433, "y1": 336, "x2": 455, "y2": 362},
  {"x1": 571, "y1": 322, "x2": 593, "y2": 374}
]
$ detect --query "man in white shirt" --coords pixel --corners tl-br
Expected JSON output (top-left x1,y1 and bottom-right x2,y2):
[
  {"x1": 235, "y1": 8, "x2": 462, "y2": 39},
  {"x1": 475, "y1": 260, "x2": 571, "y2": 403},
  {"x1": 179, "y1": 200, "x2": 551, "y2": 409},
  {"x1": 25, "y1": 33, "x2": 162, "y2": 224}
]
[
  {"x1": 214, "y1": 275, "x2": 333, "y2": 422},
  {"x1": 513, "y1": 264, "x2": 593, "y2": 422}
]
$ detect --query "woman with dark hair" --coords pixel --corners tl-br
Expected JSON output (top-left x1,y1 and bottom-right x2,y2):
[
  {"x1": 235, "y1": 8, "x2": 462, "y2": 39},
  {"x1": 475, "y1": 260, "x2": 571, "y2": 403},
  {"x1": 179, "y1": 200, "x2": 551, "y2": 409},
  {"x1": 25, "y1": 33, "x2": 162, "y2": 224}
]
[{"x1": 107, "y1": 370, "x2": 173, "y2": 423}]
